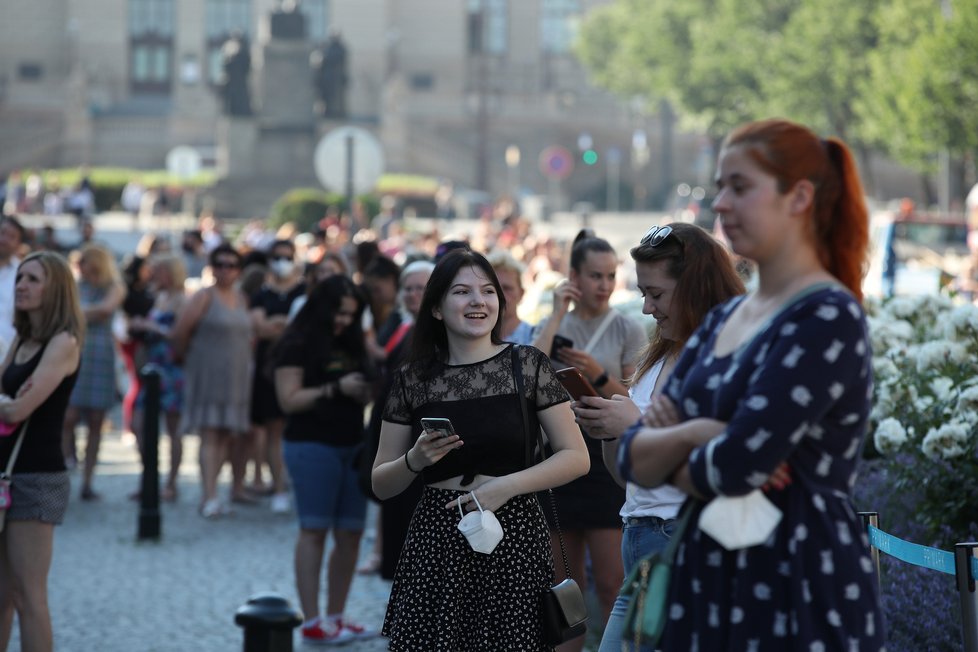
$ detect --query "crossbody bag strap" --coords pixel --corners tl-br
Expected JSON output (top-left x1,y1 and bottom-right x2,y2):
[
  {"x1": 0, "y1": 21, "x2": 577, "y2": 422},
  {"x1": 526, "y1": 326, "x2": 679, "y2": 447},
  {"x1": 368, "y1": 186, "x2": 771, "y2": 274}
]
[
  {"x1": 661, "y1": 498, "x2": 695, "y2": 564},
  {"x1": 511, "y1": 344, "x2": 573, "y2": 579},
  {"x1": 583, "y1": 309, "x2": 617, "y2": 354},
  {"x1": 3, "y1": 418, "x2": 31, "y2": 477}
]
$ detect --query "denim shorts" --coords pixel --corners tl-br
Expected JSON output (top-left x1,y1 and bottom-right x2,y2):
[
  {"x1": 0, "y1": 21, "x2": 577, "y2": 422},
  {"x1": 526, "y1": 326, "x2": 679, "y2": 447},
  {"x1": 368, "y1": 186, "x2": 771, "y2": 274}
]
[{"x1": 283, "y1": 440, "x2": 367, "y2": 531}]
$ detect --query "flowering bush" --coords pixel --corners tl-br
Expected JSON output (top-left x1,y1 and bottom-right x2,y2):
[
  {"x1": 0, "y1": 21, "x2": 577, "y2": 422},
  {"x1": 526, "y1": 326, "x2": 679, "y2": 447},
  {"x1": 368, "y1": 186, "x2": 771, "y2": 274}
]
[{"x1": 864, "y1": 294, "x2": 978, "y2": 547}]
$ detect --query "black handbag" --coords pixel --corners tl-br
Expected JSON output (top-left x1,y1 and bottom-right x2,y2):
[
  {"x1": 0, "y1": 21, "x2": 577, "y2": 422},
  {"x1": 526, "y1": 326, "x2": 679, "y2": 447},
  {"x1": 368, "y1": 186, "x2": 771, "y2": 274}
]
[{"x1": 512, "y1": 346, "x2": 588, "y2": 645}]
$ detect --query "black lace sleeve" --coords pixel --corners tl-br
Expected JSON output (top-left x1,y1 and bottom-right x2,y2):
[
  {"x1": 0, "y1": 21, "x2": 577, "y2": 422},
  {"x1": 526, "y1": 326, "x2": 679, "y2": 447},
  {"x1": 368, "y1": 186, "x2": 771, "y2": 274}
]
[
  {"x1": 382, "y1": 367, "x2": 412, "y2": 425},
  {"x1": 525, "y1": 345, "x2": 570, "y2": 410}
]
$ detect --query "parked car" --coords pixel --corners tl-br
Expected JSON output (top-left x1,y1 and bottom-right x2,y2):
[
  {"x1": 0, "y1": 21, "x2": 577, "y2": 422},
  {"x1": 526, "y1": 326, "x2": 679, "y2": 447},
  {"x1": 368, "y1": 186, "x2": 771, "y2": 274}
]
[{"x1": 864, "y1": 209, "x2": 970, "y2": 297}]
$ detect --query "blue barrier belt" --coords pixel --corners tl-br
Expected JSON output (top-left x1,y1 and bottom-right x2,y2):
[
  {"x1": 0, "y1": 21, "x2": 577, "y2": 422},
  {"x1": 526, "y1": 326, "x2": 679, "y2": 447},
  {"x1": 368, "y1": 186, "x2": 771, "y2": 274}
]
[{"x1": 868, "y1": 525, "x2": 955, "y2": 576}]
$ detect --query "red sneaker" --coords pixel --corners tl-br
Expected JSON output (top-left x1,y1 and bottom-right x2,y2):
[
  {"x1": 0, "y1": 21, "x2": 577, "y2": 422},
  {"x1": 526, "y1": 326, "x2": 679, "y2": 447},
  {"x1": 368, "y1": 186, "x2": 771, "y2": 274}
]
[
  {"x1": 338, "y1": 617, "x2": 377, "y2": 641},
  {"x1": 300, "y1": 619, "x2": 352, "y2": 646}
]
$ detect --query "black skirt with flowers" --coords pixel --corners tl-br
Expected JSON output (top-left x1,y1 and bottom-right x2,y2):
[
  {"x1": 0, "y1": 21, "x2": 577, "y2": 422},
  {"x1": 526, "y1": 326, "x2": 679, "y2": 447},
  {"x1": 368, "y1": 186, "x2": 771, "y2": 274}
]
[{"x1": 383, "y1": 486, "x2": 555, "y2": 652}]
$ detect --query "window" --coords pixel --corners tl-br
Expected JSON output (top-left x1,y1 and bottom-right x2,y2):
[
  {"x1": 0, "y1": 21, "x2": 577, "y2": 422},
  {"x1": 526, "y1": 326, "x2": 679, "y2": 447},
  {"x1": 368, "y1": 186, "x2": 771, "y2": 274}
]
[
  {"x1": 129, "y1": 0, "x2": 174, "y2": 93},
  {"x1": 17, "y1": 63, "x2": 43, "y2": 81},
  {"x1": 467, "y1": 0, "x2": 507, "y2": 55},
  {"x1": 303, "y1": 0, "x2": 330, "y2": 43},
  {"x1": 409, "y1": 73, "x2": 434, "y2": 91},
  {"x1": 205, "y1": 0, "x2": 252, "y2": 83},
  {"x1": 541, "y1": 0, "x2": 580, "y2": 53}
]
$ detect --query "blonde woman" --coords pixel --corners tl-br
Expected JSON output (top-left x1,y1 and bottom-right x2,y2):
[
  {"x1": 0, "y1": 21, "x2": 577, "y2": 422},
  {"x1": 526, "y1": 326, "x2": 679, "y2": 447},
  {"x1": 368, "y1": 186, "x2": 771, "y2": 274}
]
[
  {"x1": 62, "y1": 244, "x2": 126, "y2": 501},
  {"x1": 127, "y1": 254, "x2": 187, "y2": 501},
  {"x1": 0, "y1": 252, "x2": 84, "y2": 652}
]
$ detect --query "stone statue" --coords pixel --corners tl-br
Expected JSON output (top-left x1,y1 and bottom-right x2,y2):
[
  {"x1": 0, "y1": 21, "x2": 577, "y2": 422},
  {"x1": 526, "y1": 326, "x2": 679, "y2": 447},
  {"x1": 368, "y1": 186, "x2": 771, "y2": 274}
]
[
  {"x1": 218, "y1": 32, "x2": 252, "y2": 116},
  {"x1": 311, "y1": 33, "x2": 349, "y2": 119},
  {"x1": 270, "y1": 0, "x2": 306, "y2": 40}
]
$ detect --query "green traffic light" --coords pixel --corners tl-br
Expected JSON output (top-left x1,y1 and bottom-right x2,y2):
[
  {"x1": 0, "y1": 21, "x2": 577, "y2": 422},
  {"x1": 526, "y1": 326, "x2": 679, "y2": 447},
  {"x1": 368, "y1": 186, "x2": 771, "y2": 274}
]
[{"x1": 582, "y1": 150, "x2": 598, "y2": 165}]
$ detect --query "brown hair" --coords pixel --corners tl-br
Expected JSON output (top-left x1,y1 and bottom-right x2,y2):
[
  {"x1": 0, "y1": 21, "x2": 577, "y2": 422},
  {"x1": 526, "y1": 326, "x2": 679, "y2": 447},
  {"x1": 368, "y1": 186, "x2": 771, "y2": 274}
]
[
  {"x1": 14, "y1": 251, "x2": 86, "y2": 345},
  {"x1": 77, "y1": 243, "x2": 122, "y2": 289},
  {"x1": 723, "y1": 119, "x2": 868, "y2": 299},
  {"x1": 629, "y1": 223, "x2": 745, "y2": 381}
]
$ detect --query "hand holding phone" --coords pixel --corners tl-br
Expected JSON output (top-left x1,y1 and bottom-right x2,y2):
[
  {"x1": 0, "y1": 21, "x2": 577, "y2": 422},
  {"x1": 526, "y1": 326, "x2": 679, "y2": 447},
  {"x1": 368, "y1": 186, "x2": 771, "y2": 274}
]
[
  {"x1": 555, "y1": 367, "x2": 599, "y2": 402},
  {"x1": 551, "y1": 334, "x2": 574, "y2": 360},
  {"x1": 421, "y1": 417, "x2": 457, "y2": 439}
]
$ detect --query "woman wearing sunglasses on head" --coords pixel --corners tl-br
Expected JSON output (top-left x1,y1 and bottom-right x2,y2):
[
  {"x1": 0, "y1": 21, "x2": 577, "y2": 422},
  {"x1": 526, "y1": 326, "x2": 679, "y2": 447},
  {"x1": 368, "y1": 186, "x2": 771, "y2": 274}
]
[
  {"x1": 620, "y1": 119, "x2": 886, "y2": 650},
  {"x1": 572, "y1": 223, "x2": 744, "y2": 651},
  {"x1": 531, "y1": 230, "x2": 647, "y2": 651}
]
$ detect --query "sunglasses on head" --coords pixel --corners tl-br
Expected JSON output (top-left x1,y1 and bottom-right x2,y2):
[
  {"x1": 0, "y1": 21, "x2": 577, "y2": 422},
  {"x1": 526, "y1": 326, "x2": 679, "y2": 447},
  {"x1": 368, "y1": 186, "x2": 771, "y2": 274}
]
[{"x1": 640, "y1": 225, "x2": 673, "y2": 247}]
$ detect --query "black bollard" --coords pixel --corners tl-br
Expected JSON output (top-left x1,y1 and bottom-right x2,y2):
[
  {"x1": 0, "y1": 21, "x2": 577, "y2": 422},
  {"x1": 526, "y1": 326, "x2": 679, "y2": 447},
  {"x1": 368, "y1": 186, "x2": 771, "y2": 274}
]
[
  {"x1": 137, "y1": 365, "x2": 161, "y2": 541},
  {"x1": 235, "y1": 593, "x2": 303, "y2": 652}
]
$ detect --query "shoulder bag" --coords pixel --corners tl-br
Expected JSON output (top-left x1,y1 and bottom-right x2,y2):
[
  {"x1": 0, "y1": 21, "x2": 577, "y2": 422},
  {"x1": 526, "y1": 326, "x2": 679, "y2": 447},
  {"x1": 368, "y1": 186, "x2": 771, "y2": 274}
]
[
  {"x1": 0, "y1": 418, "x2": 30, "y2": 533},
  {"x1": 511, "y1": 345, "x2": 588, "y2": 645},
  {"x1": 619, "y1": 498, "x2": 694, "y2": 650}
]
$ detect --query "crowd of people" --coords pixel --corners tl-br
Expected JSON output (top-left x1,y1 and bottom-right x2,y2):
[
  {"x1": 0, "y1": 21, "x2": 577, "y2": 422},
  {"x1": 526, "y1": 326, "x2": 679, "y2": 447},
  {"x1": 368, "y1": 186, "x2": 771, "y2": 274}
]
[{"x1": 0, "y1": 117, "x2": 888, "y2": 651}]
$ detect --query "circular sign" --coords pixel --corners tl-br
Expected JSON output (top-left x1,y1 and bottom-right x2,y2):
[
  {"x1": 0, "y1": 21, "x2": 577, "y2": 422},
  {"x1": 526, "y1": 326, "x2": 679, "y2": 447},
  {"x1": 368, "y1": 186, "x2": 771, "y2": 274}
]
[
  {"x1": 166, "y1": 146, "x2": 202, "y2": 180},
  {"x1": 314, "y1": 126, "x2": 385, "y2": 195},
  {"x1": 538, "y1": 146, "x2": 574, "y2": 181}
]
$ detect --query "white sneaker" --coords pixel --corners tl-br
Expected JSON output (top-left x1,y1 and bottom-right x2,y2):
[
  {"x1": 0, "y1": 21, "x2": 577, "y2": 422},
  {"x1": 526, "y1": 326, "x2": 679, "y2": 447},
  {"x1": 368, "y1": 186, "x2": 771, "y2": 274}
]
[{"x1": 270, "y1": 492, "x2": 291, "y2": 514}]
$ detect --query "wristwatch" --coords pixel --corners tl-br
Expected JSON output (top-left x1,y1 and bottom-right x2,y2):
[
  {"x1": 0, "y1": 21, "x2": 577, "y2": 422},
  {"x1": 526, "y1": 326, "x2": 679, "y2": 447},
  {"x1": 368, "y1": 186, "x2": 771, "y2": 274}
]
[{"x1": 593, "y1": 371, "x2": 609, "y2": 388}]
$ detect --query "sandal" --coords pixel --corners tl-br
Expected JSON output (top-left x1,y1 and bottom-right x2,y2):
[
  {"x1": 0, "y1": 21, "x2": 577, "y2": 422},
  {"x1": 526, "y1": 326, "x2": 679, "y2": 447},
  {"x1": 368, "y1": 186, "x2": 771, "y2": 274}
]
[
  {"x1": 200, "y1": 499, "x2": 223, "y2": 519},
  {"x1": 80, "y1": 487, "x2": 100, "y2": 501}
]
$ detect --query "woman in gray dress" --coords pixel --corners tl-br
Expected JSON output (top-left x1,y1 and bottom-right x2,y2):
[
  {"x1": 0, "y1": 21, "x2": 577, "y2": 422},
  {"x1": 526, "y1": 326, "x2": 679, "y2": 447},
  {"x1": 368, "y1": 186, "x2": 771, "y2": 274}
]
[{"x1": 173, "y1": 244, "x2": 253, "y2": 519}]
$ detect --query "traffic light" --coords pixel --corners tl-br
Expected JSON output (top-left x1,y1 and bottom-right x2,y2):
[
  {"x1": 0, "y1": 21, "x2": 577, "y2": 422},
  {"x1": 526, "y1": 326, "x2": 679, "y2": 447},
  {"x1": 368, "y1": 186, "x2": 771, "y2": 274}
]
[{"x1": 582, "y1": 149, "x2": 598, "y2": 166}]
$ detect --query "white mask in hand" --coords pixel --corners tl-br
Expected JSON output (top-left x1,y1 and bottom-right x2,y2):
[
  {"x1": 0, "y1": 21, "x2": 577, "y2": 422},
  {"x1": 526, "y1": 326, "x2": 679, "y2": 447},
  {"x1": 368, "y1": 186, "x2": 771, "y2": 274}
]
[
  {"x1": 698, "y1": 489, "x2": 782, "y2": 551},
  {"x1": 457, "y1": 492, "x2": 504, "y2": 554}
]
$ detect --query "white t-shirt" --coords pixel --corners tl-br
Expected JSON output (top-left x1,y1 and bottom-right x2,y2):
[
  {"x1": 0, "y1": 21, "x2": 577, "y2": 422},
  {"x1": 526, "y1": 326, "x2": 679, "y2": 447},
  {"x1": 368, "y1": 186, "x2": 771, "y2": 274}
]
[{"x1": 620, "y1": 358, "x2": 687, "y2": 520}]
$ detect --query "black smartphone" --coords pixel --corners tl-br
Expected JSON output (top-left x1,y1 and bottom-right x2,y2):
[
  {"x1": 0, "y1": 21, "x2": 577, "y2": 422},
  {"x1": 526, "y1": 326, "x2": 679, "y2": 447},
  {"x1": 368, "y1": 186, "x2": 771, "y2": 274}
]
[
  {"x1": 420, "y1": 417, "x2": 457, "y2": 439},
  {"x1": 554, "y1": 367, "x2": 599, "y2": 401},
  {"x1": 551, "y1": 334, "x2": 574, "y2": 359}
]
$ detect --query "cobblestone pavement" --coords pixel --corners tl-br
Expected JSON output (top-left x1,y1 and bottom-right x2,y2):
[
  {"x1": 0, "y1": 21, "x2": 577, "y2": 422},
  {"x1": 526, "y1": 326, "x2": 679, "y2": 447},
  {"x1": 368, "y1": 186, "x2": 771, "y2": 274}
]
[{"x1": 9, "y1": 431, "x2": 392, "y2": 652}]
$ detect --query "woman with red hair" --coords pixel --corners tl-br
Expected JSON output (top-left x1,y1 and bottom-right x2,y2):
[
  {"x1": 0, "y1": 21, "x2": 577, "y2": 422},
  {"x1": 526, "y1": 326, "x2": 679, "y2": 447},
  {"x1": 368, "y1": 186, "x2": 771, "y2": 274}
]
[{"x1": 619, "y1": 119, "x2": 885, "y2": 650}]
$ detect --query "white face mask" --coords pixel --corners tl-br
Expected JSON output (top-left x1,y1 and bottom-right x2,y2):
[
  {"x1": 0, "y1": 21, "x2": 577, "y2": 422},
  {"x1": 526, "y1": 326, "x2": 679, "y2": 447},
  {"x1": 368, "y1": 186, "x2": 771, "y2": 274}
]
[
  {"x1": 270, "y1": 259, "x2": 295, "y2": 278},
  {"x1": 457, "y1": 493, "x2": 504, "y2": 554},
  {"x1": 698, "y1": 489, "x2": 782, "y2": 550}
]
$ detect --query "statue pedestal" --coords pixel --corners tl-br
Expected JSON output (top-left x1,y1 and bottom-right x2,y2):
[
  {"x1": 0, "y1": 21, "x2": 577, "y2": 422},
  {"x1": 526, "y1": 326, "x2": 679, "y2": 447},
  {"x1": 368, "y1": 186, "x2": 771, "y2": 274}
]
[{"x1": 256, "y1": 38, "x2": 315, "y2": 129}]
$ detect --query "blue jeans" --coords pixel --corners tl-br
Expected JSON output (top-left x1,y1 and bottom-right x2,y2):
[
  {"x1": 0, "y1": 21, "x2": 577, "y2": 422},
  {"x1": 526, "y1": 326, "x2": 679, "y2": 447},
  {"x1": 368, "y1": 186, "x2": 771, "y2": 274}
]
[{"x1": 598, "y1": 516, "x2": 676, "y2": 652}]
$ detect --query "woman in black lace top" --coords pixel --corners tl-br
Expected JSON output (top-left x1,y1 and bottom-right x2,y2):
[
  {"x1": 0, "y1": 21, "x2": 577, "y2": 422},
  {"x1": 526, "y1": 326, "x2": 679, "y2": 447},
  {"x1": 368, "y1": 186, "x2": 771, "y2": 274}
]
[{"x1": 372, "y1": 248, "x2": 590, "y2": 651}]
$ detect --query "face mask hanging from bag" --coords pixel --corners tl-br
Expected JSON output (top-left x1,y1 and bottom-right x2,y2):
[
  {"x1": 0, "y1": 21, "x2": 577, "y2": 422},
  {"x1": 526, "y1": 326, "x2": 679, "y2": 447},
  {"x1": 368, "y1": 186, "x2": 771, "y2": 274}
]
[
  {"x1": 511, "y1": 345, "x2": 588, "y2": 645},
  {"x1": 457, "y1": 492, "x2": 504, "y2": 554}
]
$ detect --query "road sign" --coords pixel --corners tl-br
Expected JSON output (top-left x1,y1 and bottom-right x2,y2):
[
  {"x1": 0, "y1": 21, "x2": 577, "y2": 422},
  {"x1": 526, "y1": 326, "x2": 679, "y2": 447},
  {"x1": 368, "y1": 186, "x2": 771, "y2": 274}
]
[
  {"x1": 538, "y1": 146, "x2": 574, "y2": 181},
  {"x1": 314, "y1": 126, "x2": 385, "y2": 195},
  {"x1": 166, "y1": 146, "x2": 202, "y2": 180}
]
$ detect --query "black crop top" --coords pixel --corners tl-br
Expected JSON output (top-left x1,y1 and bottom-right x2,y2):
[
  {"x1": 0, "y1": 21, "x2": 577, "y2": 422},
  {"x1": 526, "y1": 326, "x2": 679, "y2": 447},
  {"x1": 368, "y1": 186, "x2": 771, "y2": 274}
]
[
  {"x1": 383, "y1": 344, "x2": 570, "y2": 485},
  {"x1": 0, "y1": 340, "x2": 79, "y2": 473}
]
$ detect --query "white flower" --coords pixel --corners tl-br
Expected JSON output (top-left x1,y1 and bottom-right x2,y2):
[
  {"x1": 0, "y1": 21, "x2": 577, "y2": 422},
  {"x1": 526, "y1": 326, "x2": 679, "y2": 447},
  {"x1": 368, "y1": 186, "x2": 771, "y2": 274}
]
[
  {"x1": 943, "y1": 304, "x2": 978, "y2": 341},
  {"x1": 874, "y1": 418, "x2": 908, "y2": 455},
  {"x1": 885, "y1": 297, "x2": 918, "y2": 320},
  {"x1": 921, "y1": 422, "x2": 973, "y2": 460},
  {"x1": 911, "y1": 340, "x2": 969, "y2": 373},
  {"x1": 930, "y1": 377, "x2": 955, "y2": 402},
  {"x1": 872, "y1": 357, "x2": 899, "y2": 385},
  {"x1": 867, "y1": 318, "x2": 914, "y2": 353},
  {"x1": 954, "y1": 387, "x2": 978, "y2": 423}
]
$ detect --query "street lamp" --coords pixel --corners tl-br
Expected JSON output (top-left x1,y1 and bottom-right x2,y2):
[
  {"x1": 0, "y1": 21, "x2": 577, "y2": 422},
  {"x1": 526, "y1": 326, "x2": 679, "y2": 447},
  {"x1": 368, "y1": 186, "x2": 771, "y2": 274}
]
[{"x1": 505, "y1": 145, "x2": 521, "y2": 196}]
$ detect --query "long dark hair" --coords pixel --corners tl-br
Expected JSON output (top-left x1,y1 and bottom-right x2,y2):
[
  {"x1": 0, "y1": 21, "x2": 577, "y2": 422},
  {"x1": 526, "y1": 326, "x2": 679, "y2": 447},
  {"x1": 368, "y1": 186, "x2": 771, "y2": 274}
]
[
  {"x1": 629, "y1": 223, "x2": 745, "y2": 381},
  {"x1": 405, "y1": 248, "x2": 506, "y2": 379},
  {"x1": 274, "y1": 274, "x2": 366, "y2": 369}
]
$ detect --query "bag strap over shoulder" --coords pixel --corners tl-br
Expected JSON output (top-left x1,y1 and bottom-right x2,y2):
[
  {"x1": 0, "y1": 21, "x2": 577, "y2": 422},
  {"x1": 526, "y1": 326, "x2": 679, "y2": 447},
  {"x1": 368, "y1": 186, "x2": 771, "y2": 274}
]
[
  {"x1": 3, "y1": 417, "x2": 31, "y2": 478},
  {"x1": 511, "y1": 345, "x2": 572, "y2": 579}
]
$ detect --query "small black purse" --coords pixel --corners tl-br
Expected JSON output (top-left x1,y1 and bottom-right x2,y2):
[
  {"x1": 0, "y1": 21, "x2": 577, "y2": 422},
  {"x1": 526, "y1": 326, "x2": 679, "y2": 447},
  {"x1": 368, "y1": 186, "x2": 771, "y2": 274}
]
[{"x1": 511, "y1": 346, "x2": 588, "y2": 645}]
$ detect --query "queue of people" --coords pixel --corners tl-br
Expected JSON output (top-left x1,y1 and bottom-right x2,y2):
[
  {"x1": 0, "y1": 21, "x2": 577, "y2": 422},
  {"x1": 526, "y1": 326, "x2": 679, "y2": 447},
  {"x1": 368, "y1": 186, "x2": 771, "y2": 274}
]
[{"x1": 0, "y1": 116, "x2": 888, "y2": 651}]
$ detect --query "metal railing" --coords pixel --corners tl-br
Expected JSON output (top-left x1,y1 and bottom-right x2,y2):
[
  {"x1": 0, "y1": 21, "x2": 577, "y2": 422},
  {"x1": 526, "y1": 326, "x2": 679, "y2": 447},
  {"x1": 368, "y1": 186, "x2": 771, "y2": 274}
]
[{"x1": 859, "y1": 512, "x2": 978, "y2": 651}]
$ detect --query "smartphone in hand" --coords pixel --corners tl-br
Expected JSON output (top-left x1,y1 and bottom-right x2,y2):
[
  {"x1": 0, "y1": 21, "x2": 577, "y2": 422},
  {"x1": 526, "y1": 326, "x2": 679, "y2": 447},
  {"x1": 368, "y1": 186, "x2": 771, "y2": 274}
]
[
  {"x1": 555, "y1": 367, "x2": 599, "y2": 401},
  {"x1": 551, "y1": 334, "x2": 574, "y2": 359},
  {"x1": 421, "y1": 417, "x2": 457, "y2": 439}
]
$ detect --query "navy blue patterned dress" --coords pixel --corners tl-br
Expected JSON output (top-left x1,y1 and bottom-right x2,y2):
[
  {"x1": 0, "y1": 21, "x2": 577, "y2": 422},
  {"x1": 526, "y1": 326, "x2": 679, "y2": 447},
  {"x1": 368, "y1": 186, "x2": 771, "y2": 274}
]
[{"x1": 659, "y1": 286, "x2": 886, "y2": 651}]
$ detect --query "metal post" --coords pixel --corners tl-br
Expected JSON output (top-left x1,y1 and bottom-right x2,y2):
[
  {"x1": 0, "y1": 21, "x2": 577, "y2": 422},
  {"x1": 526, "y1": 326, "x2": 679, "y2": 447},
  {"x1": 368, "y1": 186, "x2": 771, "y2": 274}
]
[
  {"x1": 858, "y1": 512, "x2": 880, "y2": 593},
  {"x1": 235, "y1": 593, "x2": 303, "y2": 652},
  {"x1": 344, "y1": 134, "x2": 354, "y2": 214},
  {"x1": 955, "y1": 542, "x2": 978, "y2": 652},
  {"x1": 138, "y1": 366, "x2": 161, "y2": 541}
]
